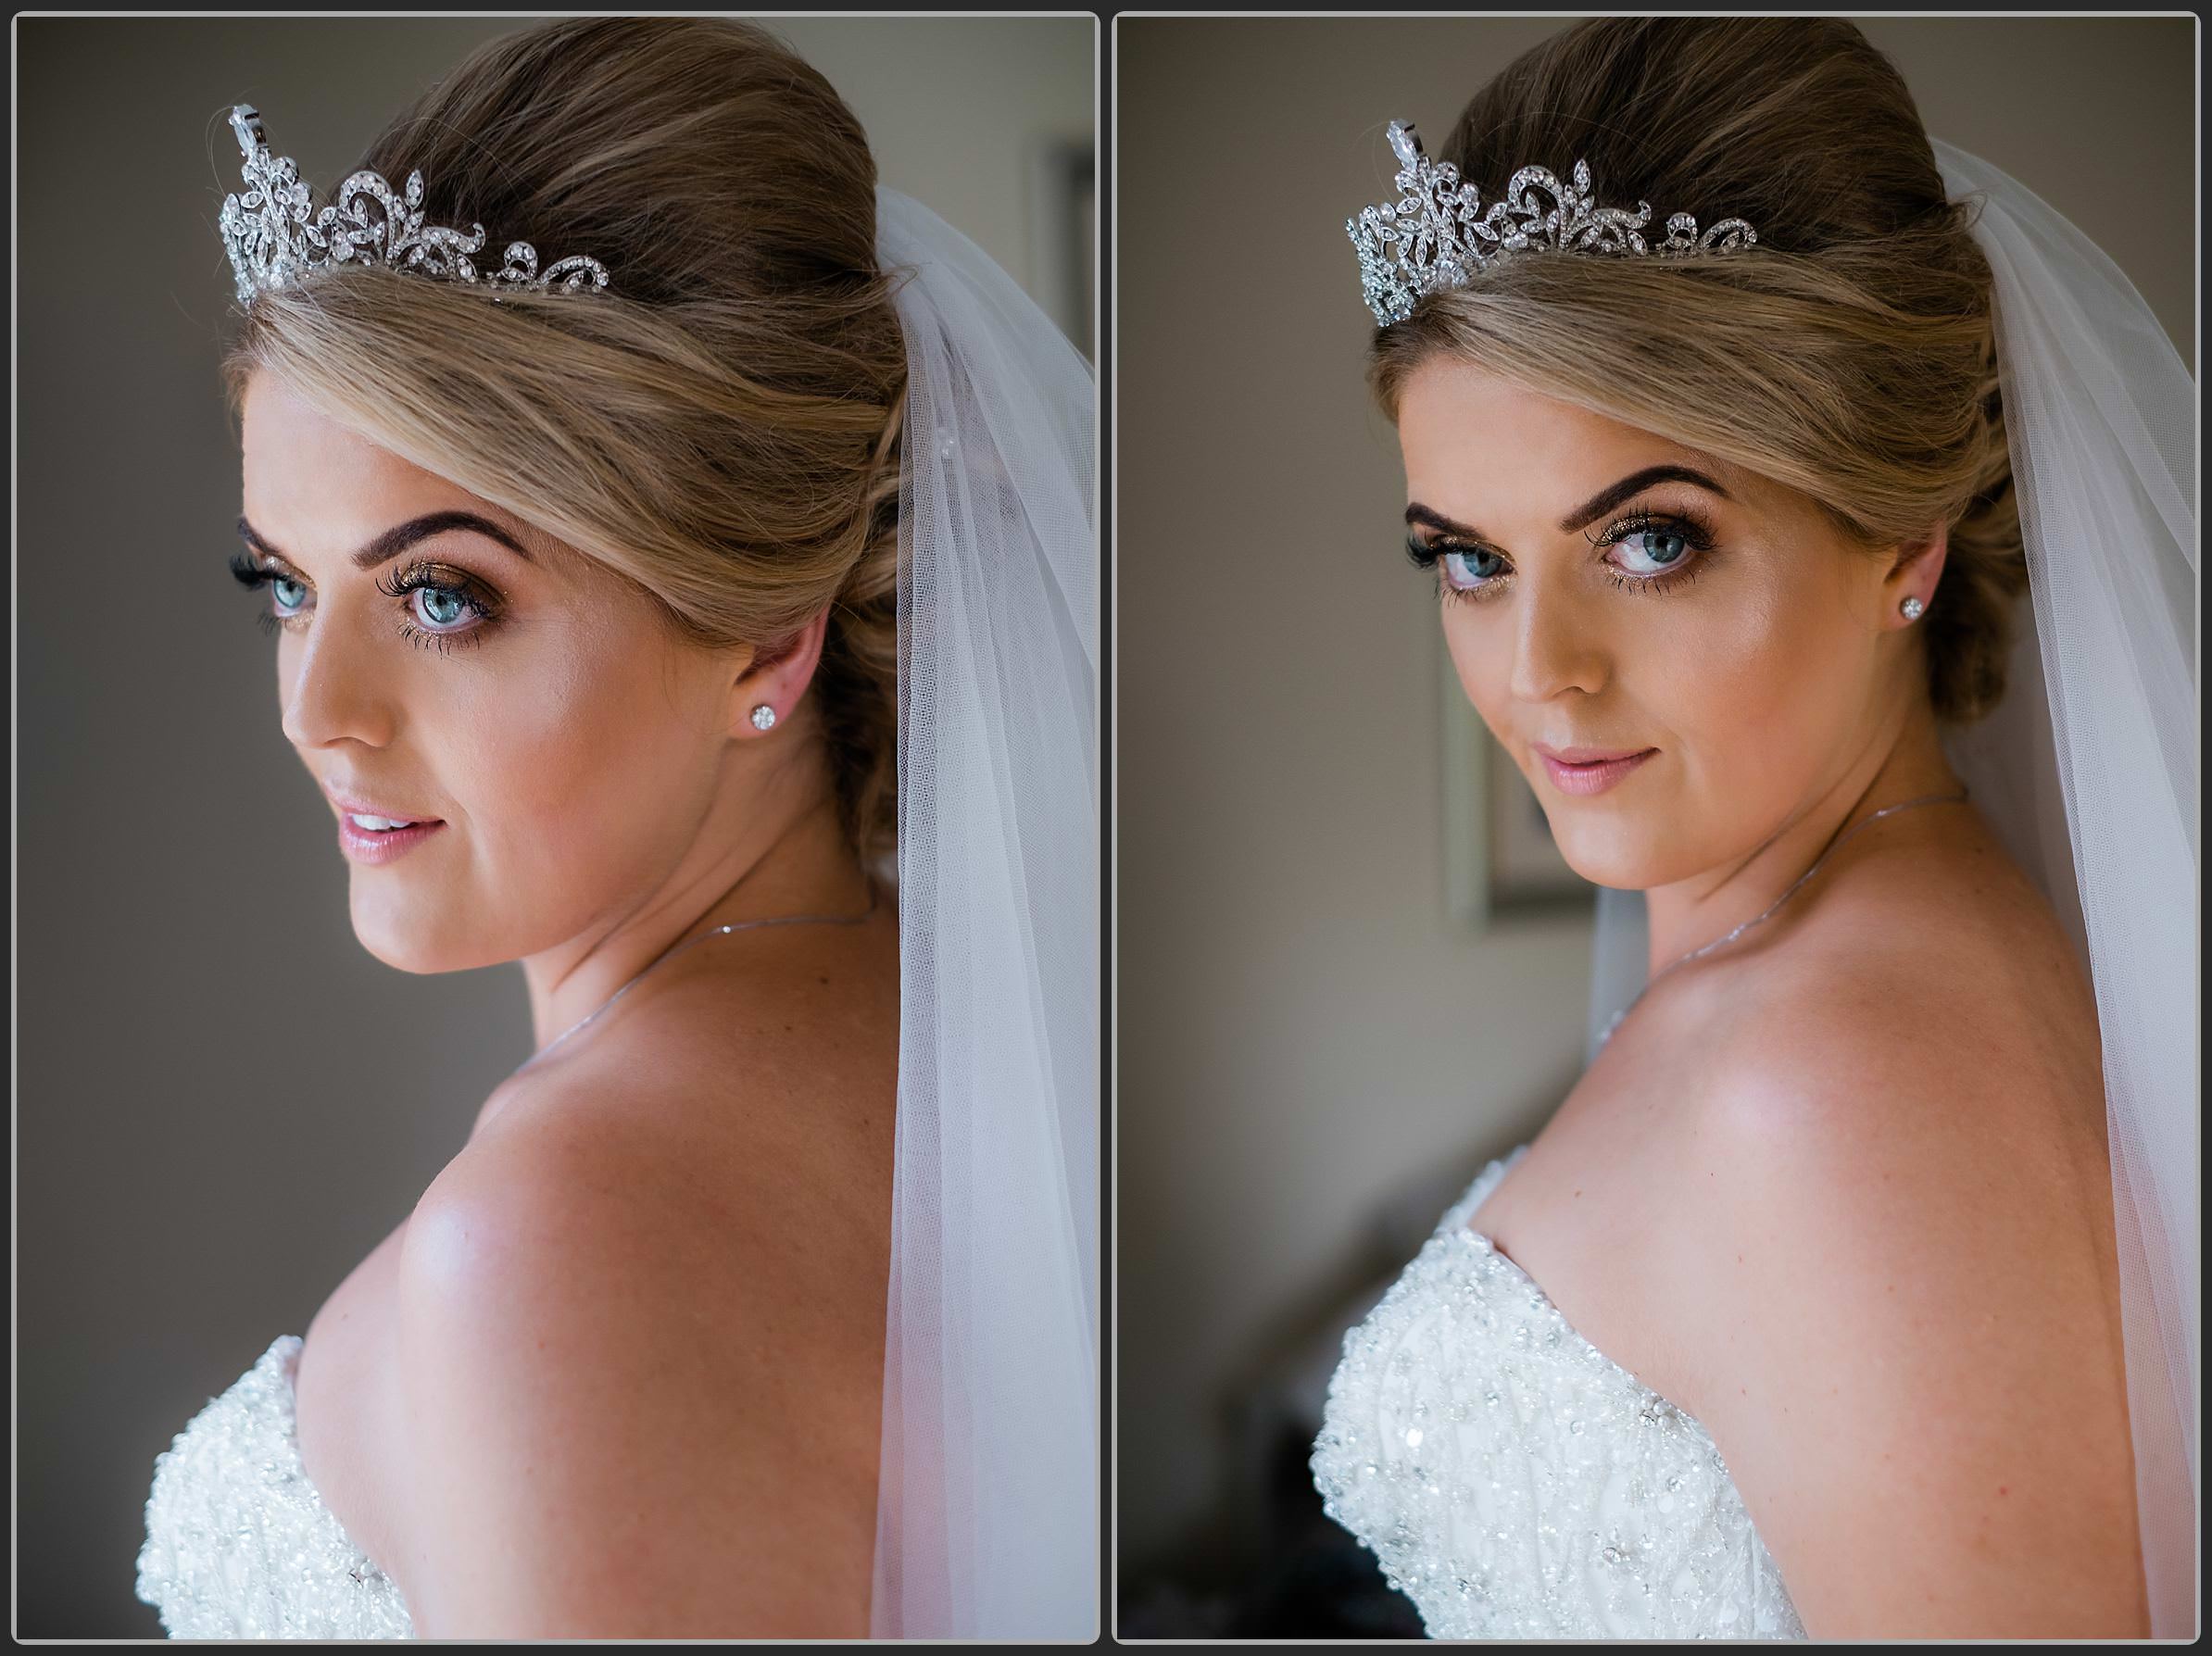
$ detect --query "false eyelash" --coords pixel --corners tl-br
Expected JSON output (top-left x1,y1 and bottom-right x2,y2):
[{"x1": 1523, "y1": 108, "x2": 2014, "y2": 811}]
[
  {"x1": 373, "y1": 557, "x2": 500, "y2": 619},
  {"x1": 1584, "y1": 502, "x2": 1717, "y2": 551},
  {"x1": 381, "y1": 558, "x2": 501, "y2": 653},
  {"x1": 231, "y1": 552, "x2": 302, "y2": 632},
  {"x1": 228, "y1": 550, "x2": 269, "y2": 589},
  {"x1": 227, "y1": 551, "x2": 503, "y2": 647},
  {"x1": 395, "y1": 621, "x2": 485, "y2": 655},
  {"x1": 1406, "y1": 533, "x2": 1509, "y2": 579},
  {"x1": 1603, "y1": 560, "x2": 1705, "y2": 596},
  {"x1": 1406, "y1": 504, "x2": 1720, "y2": 604},
  {"x1": 1408, "y1": 534, "x2": 1513, "y2": 605},
  {"x1": 1585, "y1": 505, "x2": 1718, "y2": 594}
]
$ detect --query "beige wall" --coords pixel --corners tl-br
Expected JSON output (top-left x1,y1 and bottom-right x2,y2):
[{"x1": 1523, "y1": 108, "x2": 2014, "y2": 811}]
[
  {"x1": 779, "y1": 15, "x2": 1094, "y2": 345},
  {"x1": 1114, "y1": 13, "x2": 2194, "y2": 1574}
]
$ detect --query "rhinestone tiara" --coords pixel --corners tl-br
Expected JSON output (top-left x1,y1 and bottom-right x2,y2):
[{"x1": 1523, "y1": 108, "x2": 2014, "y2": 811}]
[
  {"x1": 218, "y1": 104, "x2": 611, "y2": 307},
  {"x1": 1347, "y1": 119, "x2": 1757, "y2": 327}
]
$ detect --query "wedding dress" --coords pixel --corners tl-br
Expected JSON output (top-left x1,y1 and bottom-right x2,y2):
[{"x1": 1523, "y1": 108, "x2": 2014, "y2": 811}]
[
  {"x1": 1312, "y1": 1146, "x2": 1806, "y2": 1640},
  {"x1": 136, "y1": 1336, "x2": 412, "y2": 1638}
]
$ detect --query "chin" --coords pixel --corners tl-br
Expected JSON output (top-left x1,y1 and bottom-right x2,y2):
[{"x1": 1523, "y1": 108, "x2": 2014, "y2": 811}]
[
  {"x1": 348, "y1": 889, "x2": 482, "y2": 975},
  {"x1": 1540, "y1": 808, "x2": 1687, "y2": 893}
]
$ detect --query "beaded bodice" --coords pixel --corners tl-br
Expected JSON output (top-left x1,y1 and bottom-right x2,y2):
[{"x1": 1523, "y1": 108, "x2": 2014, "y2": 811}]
[
  {"x1": 1312, "y1": 1146, "x2": 1806, "y2": 1638},
  {"x1": 136, "y1": 1335, "x2": 416, "y2": 1638}
]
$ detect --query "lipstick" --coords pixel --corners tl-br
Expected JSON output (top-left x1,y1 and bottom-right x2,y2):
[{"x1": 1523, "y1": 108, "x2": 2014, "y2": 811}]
[
  {"x1": 324, "y1": 788, "x2": 447, "y2": 866},
  {"x1": 336, "y1": 815, "x2": 446, "y2": 864},
  {"x1": 1531, "y1": 744, "x2": 1656, "y2": 797}
]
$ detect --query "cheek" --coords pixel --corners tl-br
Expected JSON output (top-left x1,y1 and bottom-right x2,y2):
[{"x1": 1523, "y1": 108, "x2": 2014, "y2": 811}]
[
  {"x1": 1436, "y1": 546, "x2": 1882, "y2": 889},
  {"x1": 433, "y1": 623, "x2": 723, "y2": 910},
  {"x1": 1440, "y1": 604, "x2": 1510, "y2": 730},
  {"x1": 1646, "y1": 556, "x2": 1873, "y2": 793},
  {"x1": 464, "y1": 649, "x2": 708, "y2": 866}
]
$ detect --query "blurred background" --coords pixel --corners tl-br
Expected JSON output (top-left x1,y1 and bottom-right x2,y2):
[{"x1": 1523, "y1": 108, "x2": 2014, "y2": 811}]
[
  {"x1": 15, "y1": 14, "x2": 1090, "y2": 1637},
  {"x1": 1113, "y1": 14, "x2": 2193, "y2": 1638}
]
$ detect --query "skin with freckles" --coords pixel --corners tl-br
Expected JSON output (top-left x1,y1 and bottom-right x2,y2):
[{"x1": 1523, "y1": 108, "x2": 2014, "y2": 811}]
[
  {"x1": 238, "y1": 370, "x2": 899, "y2": 1635},
  {"x1": 1392, "y1": 359, "x2": 2144, "y2": 1637}
]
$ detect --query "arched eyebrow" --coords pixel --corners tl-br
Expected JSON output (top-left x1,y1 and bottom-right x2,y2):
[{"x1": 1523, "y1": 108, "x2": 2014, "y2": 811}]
[
  {"x1": 1406, "y1": 464, "x2": 1734, "y2": 541},
  {"x1": 236, "y1": 510, "x2": 534, "y2": 571}
]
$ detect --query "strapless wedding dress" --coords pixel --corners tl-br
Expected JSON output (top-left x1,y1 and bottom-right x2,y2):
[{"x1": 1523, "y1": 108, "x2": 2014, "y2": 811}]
[
  {"x1": 1312, "y1": 1145, "x2": 1806, "y2": 1639},
  {"x1": 136, "y1": 1335, "x2": 415, "y2": 1638}
]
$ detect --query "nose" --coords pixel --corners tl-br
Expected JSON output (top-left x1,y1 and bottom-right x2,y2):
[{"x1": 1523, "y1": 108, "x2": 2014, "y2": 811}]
[
  {"x1": 1506, "y1": 579, "x2": 1608, "y2": 704},
  {"x1": 279, "y1": 605, "x2": 397, "y2": 751}
]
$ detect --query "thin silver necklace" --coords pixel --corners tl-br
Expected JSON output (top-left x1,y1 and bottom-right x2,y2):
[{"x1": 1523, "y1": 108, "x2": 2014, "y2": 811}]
[
  {"x1": 516, "y1": 877, "x2": 880, "y2": 1075},
  {"x1": 1597, "y1": 787, "x2": 1969, "y2": 1049}
]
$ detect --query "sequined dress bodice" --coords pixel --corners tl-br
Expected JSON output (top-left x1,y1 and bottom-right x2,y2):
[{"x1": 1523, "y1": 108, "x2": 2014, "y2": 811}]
[
  {"x1": 136, "y1": 1335, "x2": 415, "y2": 1638},
  {"x1": 1311, "y1": 1146, "x2": 1806, "y2": 1638}
]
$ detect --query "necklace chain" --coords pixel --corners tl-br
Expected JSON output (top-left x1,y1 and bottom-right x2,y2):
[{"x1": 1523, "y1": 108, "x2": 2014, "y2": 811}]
[
  {"x1": 1598, "y1": 787, "x2": 1969, "y2": 1048},
  {"x1": 519, "y1": 879, "x2": 879, "y2": 1074}
]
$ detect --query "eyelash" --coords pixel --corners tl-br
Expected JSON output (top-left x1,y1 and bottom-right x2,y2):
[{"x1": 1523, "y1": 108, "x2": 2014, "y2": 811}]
[
  {"x1": 1404, "y1": 505, "x2": 1717, "y2": 605},
  {"x1": 227, "y1": 553, "x2": 503, "y2": 652}
]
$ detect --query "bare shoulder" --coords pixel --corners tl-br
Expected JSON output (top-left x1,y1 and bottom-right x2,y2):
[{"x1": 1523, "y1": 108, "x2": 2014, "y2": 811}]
[
  {"x1": 1653, "y1": 831, "x2": 2142, "y2": 1635},
  {"x1": 1678, "y1": 806, "x2": 2106, "y2": 1203},
  {"x1": 385, "y1": 911, "x2": 899, "y2": 1637}
]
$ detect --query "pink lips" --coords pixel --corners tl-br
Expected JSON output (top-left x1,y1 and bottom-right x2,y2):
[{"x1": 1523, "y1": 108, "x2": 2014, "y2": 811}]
[
  {"x1": 326, "y1": 790, "x2": 447, "y2": 866},
  {"x1": 336, "y1": 816, "x2": 446, "y2": 864},
  {"x1": 1531, "y1": 743, "x2": 1657, "y2": 797}
]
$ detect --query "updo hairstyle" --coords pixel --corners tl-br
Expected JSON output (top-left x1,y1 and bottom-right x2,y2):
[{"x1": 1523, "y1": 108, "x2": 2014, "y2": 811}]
[
  {"x1": 1371, "y1": 17, "x2": 2024, "y2": 721},
  {"x1": 224, "y1": 16, "x2": 907, "y2": 855}
]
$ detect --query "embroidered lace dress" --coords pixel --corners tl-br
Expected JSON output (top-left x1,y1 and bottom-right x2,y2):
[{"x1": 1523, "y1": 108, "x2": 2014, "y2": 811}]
[
  {"x1": 136, "y1": 1335, "x2": 415, "y2": 1638},
  {"x1": 1312, "y1": 1145, "x2": 1806, "y2": 1638}
]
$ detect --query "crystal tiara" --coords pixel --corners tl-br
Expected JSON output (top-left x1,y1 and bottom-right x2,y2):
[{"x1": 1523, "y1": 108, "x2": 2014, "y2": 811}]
[
  {"x1": 218, "y1": 104, "x2": 611, "y2": 307},
  {"x1": 1347, "y1": 119, "x2": 1758, "y2": 327}
]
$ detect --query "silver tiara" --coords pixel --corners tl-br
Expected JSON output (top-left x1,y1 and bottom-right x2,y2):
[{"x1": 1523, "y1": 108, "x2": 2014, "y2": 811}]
[
  {"x1": 218, "y1": 104, "x2": 611, "y2": 307},
  {"x1": 1347, "y1": 120, "x2": 1757, "y2": 327}
]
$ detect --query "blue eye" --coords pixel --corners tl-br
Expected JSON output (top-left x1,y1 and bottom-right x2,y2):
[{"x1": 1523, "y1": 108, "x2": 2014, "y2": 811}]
[
  {"x1": 381, "y1": 559, "x2": 500, "y2": 648},
  {"x1": 1441, "y1": 546, "x2": 1508, "y2": 589},
  {"x1": 270, "y1": 574, "x2": 308, "y2": 614},
  {"x1": 1613, "y1": 526, "x2": 1692, "y2": 575},
  {"x1": 1593, "y1": 508, "x2": 1716, "y2": 588},
  {"x1": 415, "y1": 586, "x2": 470, "y2": 629}
]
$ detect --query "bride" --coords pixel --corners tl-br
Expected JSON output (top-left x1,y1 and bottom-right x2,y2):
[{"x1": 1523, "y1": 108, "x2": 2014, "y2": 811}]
[
  {"x1": 1313, "y1": 16, "x2": 2193, "y2": 1640},
  {"x1": 134, "y1": 16, "x2": 1095, "y2": 1640}
]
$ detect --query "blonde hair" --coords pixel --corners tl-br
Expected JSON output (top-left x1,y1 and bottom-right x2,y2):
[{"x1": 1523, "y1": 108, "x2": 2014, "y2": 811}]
[
  {"x1": 1372, "y1": 17, "x2": 2023, "y2": 722},
  {"x1": 221, "y1": 16, "x2": 907, "y2": 858}
]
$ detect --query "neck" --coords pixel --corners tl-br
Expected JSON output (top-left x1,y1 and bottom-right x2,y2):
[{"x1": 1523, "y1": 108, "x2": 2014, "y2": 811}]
[
  {"x1": 518, "y1": 748, "x2": 868, "y2": 1056},
  {"x1": 1640, "y1": 695, "x2": 1961, "y2": 975}
]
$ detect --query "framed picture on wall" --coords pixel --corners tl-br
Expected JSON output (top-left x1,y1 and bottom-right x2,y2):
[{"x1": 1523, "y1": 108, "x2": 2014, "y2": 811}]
[{"x1": 1439, "y1": 631, "x2": 1594, "y2": 929}]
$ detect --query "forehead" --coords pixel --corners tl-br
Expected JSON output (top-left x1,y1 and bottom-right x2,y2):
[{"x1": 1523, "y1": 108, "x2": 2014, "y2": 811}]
[
  {"x1": 239, "y1": 371, "x2": 498, "y2": 547},
  {"x1": 243, "y1": 373, "x2": 424, "y2": 497},
  {"x1": 1395, "y1": 357, "x2": 1717, "y2": 523}
]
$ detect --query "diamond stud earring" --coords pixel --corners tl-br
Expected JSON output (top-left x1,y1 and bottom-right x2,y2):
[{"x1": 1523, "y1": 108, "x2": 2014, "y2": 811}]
[
  {"x1": 749, "y1": 704, "x2": 777, "y2": 732},
  {"x1": 1900, "y1": 595, "x2": 1926, "y2": 621}
]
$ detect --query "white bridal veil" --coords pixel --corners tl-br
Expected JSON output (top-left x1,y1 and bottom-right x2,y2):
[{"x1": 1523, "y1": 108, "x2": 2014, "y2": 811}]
[
  {"x1": 868, "y1": 185, "x2": 1100, "y2": 1638},
  {"x1": 1584, "y1": 141, "x2": 2198, "y2": 1636}
]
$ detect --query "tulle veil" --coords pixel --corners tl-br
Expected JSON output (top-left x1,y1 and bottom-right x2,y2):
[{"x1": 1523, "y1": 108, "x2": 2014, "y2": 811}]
[{"x1": 866, "y1": 184, "x2": 1099, "y2": 1639}]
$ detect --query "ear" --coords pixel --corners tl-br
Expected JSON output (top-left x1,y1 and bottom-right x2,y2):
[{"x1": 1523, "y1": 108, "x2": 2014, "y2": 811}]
[
  {"x1": 1880, "y1": 520, "x2": 1950, "y2": 629},
  {"x1": 730, "y1": 607, "x2": 832, "y2": 738}
]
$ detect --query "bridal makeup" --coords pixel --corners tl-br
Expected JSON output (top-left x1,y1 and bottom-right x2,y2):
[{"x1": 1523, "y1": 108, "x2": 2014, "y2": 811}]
[
  {"x1": 331, "y1": 802, "x2": 448, "y2": 866},
  {"x1": 1528, "y1": 744, "x2": 1656, "y2": 797},
  {"x1": 234, "y1": 370, "x2": 773, "y2": 980},
  {"x1": 1392, "y1": 357, "x2": 1907, "y2": 893}
]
